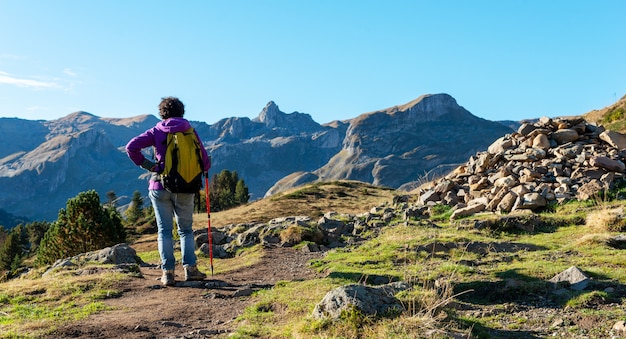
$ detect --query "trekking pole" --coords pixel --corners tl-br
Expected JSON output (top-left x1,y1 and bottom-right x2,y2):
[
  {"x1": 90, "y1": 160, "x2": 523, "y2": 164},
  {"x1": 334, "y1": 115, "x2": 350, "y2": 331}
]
[{"x1": 204, "y1": 173, "x2": 214, "y2": 276}]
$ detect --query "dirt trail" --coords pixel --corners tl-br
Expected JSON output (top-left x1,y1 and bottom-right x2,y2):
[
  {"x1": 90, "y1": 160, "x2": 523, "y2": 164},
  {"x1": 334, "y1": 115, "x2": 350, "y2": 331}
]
[{"x1": 48, "y1": 247, "x2": 324, "y2": 338}]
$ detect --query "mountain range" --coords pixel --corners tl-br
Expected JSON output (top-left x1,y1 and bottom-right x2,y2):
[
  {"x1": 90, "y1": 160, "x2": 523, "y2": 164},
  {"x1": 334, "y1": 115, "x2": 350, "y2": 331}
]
[{"x1": 0, "y1": 93, "x2": 514, "y2": 222}]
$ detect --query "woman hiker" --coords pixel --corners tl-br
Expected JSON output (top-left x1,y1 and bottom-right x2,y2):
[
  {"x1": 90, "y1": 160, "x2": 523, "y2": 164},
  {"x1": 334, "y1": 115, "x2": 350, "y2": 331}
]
[{"x1": 126, "y1": 96, "x2": 211, "y2": 286}]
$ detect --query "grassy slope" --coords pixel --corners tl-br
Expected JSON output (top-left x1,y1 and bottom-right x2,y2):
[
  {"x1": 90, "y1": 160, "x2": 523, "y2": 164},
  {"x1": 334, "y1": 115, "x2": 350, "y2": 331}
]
[
  {"x1": 2, "y1": 182, "x2": 626, "y2": 338},
  {"x1": 584, "y1": 94, "x2": 626, "y2": 132},
  {"x1": 225, "y1": 187, "x2": 626, "y2": 338},
  {"x1": 196, "y1": 180, "x2": 397, "y2": 228},
  {"x1": 0, "y1": 181, "x2": 395, "y2": 337}
]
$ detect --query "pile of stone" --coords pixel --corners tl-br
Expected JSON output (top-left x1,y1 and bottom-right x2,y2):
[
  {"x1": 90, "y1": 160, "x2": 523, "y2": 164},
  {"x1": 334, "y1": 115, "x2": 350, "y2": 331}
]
[{"x1": 417, "y1": 117, "x2": 626, "y2": 220}]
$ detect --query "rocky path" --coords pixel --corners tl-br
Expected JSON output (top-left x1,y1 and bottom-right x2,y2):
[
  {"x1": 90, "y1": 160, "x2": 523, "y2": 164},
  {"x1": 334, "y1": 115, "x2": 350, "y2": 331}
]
[{"x1": 47, "y1": 247, "x2": 324, "y2": 338}]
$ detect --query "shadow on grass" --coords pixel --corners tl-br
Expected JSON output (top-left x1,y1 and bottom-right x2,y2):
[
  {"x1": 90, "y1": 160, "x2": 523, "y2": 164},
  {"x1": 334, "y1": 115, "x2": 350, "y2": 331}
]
[
  {"x1": 454, "y1": 269, "x2": 553, "y2": 306},
  {"x1": 468, "y1": 213, "x2": 586, "y2": 235},
  {"x1": 459, "y1": 318, "x2": 544, "y2": 339},
  {"x1": 454, "y1": 267, "x2": 621, "y2": 307}
]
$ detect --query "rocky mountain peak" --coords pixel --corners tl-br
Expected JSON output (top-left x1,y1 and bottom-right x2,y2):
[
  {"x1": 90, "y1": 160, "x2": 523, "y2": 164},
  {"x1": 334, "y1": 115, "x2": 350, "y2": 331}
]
[
  {"x1": 253, "y1": 101, "x2": 322, "y2": 134},
  {"x1": 388, "y1": 93, "x2": 464, "y2": 120},
  {"x1": 58, "y1": 111, "x2": 98, "y2": 123},
  {"x1": 256, "y1": 101, "x2": 281, "y2": 128}
]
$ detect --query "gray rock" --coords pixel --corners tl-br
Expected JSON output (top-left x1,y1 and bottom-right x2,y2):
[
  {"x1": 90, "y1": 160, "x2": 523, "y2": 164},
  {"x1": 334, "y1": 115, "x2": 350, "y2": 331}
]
[
  {"x1": 199, "y1": 243, "x2": 230, "y2": 259},
  {"x1": 450, "y1": 203, "x2": 486, "y2": 220},
  {"x1": 549, "y1": 266, "x2": 590, "y2": 291},
  {"x1": 419, "y1": 190, "x2": 440, "y2": 204},
  {"x1": 552, "y1": 129, "x2": 579, "y2": 144},
  {"x1": 84, "y1": 243, "x2": 142, "y2": 265},
  {"x1": 600, "y1": 130, "x2": 626, "y2": 149},
  {"x1": 488, "y1": 136, "x2": 514, "y2": 154},
  {"x1": 514, "y1": 193, "x2": 547, "y2": 210},
  {"x1": 312, "y1": 282, "x2": 410, "y2": 319},
  {"x1": 518, "y1": 123, "x2": 538, "y2": 136},
  {"x1": 590, "y1": 156, "x2": 625, "y2": 172},
  {"x1": 576, "y1": 180, "x2": 604, "y2": 201}
]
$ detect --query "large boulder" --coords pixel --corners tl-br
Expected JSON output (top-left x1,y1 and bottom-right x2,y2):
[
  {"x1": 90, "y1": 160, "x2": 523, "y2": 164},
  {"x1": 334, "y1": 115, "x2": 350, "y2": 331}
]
[{"x1": 312, "y1": 282, "x2": 410, "y2": 319}]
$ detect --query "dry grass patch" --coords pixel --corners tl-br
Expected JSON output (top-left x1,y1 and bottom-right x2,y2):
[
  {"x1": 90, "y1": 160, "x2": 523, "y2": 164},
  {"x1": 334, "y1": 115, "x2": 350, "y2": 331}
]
[
  {"x1": 279, "y1": 225, "x2": 324, "y2": 245},
  {"x1": 586, "y1": 207, "x2": 626, "y2": 232},
  {"x1": 575, "y1": 233, "x2": 613, "y2": 247}
]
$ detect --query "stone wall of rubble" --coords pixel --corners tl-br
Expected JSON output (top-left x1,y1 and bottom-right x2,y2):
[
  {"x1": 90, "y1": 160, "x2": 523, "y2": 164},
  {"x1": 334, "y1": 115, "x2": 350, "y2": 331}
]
[{"x1": 417, "y1": 117, "x2": 626, "y2": 220}]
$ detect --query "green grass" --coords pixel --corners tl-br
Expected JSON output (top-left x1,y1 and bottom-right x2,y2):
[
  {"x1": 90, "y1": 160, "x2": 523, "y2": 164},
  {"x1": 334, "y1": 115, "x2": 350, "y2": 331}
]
[
  {"x1": 136, "y1": 249, "x2": 161, "y2": 263},
  {"x1": 4, "y1": 181, "x2": 626, "y2": 338},
  {"x1": 230, "y1": 197, "x2": 626, "y2": 338},
  {"x1": 230, "y1": 279, "x2": 338, "y2": 338},
  {"x1": 0, "y1": 269, "x2": 124, "y2": 337}
]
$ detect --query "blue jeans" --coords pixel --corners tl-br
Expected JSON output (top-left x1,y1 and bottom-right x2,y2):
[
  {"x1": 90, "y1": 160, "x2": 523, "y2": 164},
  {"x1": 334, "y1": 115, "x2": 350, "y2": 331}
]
[{"x1": 149, "y1": 189, "x2": 197, "y2": 271}]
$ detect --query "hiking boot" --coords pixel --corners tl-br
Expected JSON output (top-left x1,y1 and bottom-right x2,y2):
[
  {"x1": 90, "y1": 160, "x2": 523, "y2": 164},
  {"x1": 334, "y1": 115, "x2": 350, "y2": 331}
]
[
  {"x1": 161, "y1": 270, "x2": 175, "y2": 286},
  {"x1": 184, "y1": 265, "x2": 207, "y2": 281}
]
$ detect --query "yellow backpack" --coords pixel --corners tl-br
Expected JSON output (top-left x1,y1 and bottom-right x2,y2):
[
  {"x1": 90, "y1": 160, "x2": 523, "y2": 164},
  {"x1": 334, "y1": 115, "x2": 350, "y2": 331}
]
[{"x1": 161, "y1": 128, "x2": 204, "y2": 193}]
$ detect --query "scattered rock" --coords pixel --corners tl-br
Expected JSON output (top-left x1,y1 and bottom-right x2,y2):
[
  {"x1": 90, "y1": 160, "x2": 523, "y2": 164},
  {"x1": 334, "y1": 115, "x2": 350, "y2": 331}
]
[
  {"x1": 549, "y1": 266, "x2": 590, "y2": 291},
  {"x1": 312, "y1": 282, "x2": 410, "y2": 319},
  {"x1": 84, "y1": 243, "x2": 143, "y2": 265},
  {"x1": 607, "y1": 234, "x2": 626, "y2": 249},
  {"x1": 600, "y1": 130, "x2": 626, "y2": 149},
  {"x1": 43, "y1": 243, "x2": 144, "y2": 276}
]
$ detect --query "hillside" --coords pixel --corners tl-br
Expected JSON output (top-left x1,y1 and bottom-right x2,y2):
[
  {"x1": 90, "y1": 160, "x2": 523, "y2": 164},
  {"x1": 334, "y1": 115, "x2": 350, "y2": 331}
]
[
  {"x1": 2, "y1": 180, "x2": 626, "y2": 338},
  {"x1": 208, "y1": 181, "x2": 396, "y2": 227},
  {"x1": 584, "y1": 94, "x2": 626, "y2": 132}
]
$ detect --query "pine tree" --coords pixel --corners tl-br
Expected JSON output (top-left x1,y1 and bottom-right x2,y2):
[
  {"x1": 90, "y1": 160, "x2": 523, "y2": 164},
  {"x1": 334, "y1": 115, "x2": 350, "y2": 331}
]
[
  {"x1": 36, "y1": 190, "x2": 126, "y2": 266},
  {"x1": 125, "y1": 191, "x2": 145, "y2": 225},
  {"x1": 208, "y1": 170, "x2": 250, "y2": 212},
  {"x1": 10, "y1": 254, "x2": 21, "y2": 272},
  {"x1": 25, "y1": 221, "x2": 50, "y2": 254},
  {"x1": 0, "y1": 226, "x2": 7, "y2": 248},
  {"x1": 0, "y1": 231, "x2": 21, "y2": 270},
  {"x1": 235, "y1": 179, "x2": 249, "y2": 204}
]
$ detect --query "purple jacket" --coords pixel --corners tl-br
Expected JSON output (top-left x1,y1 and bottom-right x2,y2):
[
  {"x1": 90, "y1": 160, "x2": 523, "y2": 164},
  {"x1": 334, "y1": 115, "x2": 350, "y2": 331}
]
[{"x1": 125, "y1": 117, "x2": 211, "y2": 190}]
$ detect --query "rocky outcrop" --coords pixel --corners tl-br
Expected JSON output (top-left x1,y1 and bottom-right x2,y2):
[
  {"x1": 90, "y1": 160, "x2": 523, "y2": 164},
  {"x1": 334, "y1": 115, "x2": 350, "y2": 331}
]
[
  {"x1": 0, "y1": 127, "x2": 143, "y2": 220},
  {"x1": 43, "y1": 243, "x2": 144, "y2": 277},
  {"x1": 415, "y1": 117, "x2": 626, "y2": 219}
]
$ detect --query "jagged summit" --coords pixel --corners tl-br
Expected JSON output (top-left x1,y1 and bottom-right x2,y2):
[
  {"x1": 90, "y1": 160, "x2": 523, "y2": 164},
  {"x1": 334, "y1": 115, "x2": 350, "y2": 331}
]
[
  {"x1": 252, "y1": 101, "x2": 321, "y2": 133},
  {"x1": 255, "y1": 101, "x2": 281, "y2": 127}
]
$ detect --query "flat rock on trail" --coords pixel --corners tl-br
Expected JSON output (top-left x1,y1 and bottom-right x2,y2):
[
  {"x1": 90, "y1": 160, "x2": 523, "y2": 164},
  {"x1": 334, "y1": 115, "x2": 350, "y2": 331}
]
[{"x1": 47, "y1": 247, "x2": 325, "y2": 339}]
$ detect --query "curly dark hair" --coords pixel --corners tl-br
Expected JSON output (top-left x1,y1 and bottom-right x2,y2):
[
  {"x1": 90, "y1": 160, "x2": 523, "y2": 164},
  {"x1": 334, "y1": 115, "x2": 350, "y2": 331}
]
[{"x1": 158, "y1": 97, "x2": 185, "y2": 119}]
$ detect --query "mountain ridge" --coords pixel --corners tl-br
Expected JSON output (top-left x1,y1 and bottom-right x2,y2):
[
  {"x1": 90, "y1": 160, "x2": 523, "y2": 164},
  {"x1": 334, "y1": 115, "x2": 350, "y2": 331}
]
[
  {"x1": 266, "y1": 93, "x2": 513, "y2": 195},
  {"x1": 0, "y1": 93, "x2": 536, "y2": 222}
]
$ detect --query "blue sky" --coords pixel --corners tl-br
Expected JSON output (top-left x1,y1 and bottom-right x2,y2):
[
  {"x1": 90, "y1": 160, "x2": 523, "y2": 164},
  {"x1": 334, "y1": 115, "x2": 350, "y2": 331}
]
[{"x1": 1, "y1": 1, "x2": 625, "y2": 124}]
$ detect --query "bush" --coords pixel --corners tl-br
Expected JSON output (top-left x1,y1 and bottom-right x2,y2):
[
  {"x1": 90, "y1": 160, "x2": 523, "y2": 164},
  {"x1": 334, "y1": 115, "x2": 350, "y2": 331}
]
[{"x1": 35, "y1": 190, "x2": 126, "y2": 266}]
